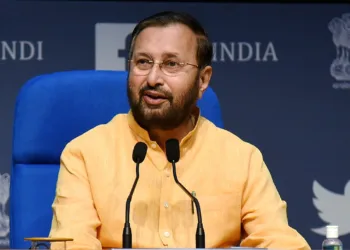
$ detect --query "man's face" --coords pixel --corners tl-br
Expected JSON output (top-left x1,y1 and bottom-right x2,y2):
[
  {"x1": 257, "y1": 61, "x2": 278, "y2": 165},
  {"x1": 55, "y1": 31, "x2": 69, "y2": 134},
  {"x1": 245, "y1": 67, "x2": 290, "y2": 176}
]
[{"x1": 127, "y1": 24, "x2": 201, "y2": 130}]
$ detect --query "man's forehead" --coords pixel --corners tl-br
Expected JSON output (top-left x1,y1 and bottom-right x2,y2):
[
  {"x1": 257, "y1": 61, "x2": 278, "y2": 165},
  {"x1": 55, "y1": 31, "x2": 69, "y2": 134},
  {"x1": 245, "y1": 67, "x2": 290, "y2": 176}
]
[{"x1": 133, "y1": 24, "x2": 197, "y2": 55}]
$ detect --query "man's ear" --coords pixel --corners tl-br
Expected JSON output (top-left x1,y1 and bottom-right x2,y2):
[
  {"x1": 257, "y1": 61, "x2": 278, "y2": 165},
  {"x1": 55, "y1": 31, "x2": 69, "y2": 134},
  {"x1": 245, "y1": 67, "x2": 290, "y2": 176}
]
[{"x1": 198, "y1": 66, "x2": 212, "y2": 99}]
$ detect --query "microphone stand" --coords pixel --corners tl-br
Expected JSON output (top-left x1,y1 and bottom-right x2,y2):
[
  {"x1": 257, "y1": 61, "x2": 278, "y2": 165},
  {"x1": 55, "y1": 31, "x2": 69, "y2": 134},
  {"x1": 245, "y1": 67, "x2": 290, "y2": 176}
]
[
  {"x1": 122, "y1": 158, "x2": 140, "y2": 248},
  {"x1": 171, "y1": 161, "x2": 205, "y2": 248}
]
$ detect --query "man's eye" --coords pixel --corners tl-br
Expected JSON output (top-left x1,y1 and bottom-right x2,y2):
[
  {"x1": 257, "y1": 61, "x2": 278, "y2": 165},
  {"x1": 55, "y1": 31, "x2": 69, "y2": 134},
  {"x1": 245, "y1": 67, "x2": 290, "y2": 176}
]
[
  {"x1": 137, "y1": 59, "x2": 151, "y2": 65},
  {"x1": 164, "y1": 61, "x2": 179, "y2": 67}
]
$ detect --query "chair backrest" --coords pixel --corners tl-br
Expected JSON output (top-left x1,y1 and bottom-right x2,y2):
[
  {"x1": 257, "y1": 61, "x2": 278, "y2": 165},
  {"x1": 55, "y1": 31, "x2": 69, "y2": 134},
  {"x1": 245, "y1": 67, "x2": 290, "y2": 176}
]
[{"x1": 10, "y1": 70, "x2": 223, "y2": 249}]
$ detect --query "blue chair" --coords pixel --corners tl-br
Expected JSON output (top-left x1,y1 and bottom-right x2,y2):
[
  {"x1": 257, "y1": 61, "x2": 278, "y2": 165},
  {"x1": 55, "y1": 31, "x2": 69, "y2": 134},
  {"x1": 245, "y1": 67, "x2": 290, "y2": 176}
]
[{"x1": 10, "y1": 70, "x2": 223, "y2": 249}]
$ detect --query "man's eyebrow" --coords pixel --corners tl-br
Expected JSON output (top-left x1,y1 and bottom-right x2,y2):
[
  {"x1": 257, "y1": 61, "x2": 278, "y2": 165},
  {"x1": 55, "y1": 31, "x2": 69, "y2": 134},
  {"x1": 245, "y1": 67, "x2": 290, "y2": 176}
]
[
  {"x1": 162, "y1": 52, "x2": 180, "y2": 57},
  {"x1": 133, "y1": 52, "x2": 151, "y2": 57}
]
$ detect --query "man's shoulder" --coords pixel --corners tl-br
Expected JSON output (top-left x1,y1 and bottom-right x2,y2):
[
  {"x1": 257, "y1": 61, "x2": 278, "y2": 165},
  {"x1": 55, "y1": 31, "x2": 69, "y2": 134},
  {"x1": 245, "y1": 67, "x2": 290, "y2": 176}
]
[
  {"x1": 65, "y1": 113, "x2": 129, "y2": 148},
  {"x1": 200, "y1": 117, "x2": 258, "y2": 153},
  {"x1": 199, "y1": 117, "x2": 265, "y2": 174}
]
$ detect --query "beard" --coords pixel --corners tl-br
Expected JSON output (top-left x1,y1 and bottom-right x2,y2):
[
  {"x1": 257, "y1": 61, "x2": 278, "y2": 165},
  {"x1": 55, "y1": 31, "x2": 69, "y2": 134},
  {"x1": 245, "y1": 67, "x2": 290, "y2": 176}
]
[{"x1": 127, "y1": 75, "x2": 200, "y2": 131}]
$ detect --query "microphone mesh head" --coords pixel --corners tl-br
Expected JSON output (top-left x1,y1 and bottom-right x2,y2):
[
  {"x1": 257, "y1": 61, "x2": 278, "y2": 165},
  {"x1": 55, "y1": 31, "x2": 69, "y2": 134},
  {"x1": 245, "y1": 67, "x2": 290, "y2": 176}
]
[
  {"x1": 165, "y1": 139, "x2": 180, "y2": 163},
  {"x1": 132, "y1": 142, "x2": 148, "y2": 163}
]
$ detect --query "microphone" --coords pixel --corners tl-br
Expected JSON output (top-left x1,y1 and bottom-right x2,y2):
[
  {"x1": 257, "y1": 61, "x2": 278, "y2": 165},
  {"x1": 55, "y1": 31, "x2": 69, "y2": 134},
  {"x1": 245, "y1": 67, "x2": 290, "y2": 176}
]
[
  {"x1": 122, "y1": 142, "x2": 148, "y2": 249},
  {"x1": 165, "y1": 139, "x2": 205, "y2": 248}
]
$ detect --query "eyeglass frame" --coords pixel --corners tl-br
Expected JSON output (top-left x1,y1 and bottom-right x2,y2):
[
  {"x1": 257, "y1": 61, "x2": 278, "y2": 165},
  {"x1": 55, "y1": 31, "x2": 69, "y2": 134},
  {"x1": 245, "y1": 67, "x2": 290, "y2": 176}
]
[{"x1": 128, "y1": 59, "x2": 199, "y2": 76}]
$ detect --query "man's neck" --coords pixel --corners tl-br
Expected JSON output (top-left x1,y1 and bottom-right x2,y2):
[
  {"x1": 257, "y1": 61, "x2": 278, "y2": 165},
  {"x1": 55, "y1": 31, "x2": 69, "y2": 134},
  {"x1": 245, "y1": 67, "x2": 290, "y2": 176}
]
[{"x1": 148, "y1": 115, "x2": 195, "y2": 151}]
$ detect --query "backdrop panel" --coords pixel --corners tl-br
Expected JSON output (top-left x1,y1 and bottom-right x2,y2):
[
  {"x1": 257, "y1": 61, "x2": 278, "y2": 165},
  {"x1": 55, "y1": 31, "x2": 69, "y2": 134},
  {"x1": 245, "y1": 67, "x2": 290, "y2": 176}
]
[{"x1": 0, "y1": 1, "x2": 349, "y2": 248}]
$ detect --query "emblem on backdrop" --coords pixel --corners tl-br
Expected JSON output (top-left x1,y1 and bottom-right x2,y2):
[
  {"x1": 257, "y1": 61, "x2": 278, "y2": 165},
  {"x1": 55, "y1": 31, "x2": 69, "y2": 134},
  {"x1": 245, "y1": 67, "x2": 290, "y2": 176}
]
[
  {"x1": 329, "y1": 13, "x2": 350, "y2": 90},
  {"x1": 0, "y1": 173, "x2": 10, "y2": 246}
]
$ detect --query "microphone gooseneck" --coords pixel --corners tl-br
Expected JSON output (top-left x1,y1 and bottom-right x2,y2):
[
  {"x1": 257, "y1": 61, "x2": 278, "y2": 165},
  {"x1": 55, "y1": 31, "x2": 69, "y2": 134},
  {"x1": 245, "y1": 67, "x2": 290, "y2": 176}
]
[
  {"x1": 165, "y1": 139, "x2": 205, "y2": 249},
  {"x1": 122, "y1": 142, "x2": 147, "y2": 249}
]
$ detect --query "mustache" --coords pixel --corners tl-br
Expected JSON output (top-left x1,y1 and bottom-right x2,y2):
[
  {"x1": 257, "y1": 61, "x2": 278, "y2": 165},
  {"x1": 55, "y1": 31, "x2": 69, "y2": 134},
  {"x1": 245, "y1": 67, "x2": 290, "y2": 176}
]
[{"x1": 139, "y1": 85, "x2": 173, "y2": 100}]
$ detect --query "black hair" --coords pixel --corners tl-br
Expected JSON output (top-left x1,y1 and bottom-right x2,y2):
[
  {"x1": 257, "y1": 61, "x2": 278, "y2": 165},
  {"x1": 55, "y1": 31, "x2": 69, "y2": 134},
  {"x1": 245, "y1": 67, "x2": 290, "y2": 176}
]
[{"x1": 128, "y1": 11, "x2": 213, "y2": 69}]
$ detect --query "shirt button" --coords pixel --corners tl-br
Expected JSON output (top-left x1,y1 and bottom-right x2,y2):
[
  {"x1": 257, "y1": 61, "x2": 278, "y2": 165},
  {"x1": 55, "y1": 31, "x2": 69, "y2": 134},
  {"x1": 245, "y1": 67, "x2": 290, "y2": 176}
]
[
  {"x1": 151, "y1": 143, "x2": 157, "y2": 149},
  {"x1": 164, "y1": 231, "x2": 170, "y2": 237},
  {"x1": 164, "y1": 202, "x2": 169, "y2": 208}
]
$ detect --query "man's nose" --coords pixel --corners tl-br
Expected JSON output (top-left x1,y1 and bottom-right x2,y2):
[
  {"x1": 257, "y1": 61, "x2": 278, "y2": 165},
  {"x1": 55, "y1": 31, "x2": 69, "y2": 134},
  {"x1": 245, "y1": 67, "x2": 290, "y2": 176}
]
[{"x1": 146, "y1": 63, "x2": 165, "y2": 87}]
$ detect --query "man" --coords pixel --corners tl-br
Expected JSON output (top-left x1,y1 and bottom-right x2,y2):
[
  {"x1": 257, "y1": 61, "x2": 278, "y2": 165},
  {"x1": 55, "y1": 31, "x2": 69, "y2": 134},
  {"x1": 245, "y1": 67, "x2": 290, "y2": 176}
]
[{"x1": 49, "y1": 11, "x2": 310, "y2": 250}]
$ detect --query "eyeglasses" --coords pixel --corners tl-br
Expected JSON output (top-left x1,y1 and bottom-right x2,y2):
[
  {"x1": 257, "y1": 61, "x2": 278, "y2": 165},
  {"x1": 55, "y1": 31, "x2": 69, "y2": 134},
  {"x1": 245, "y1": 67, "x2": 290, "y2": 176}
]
[{"x1": 128, "y1": 59, "x2": 198, "y2": 76}]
